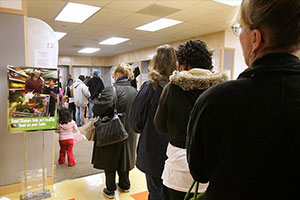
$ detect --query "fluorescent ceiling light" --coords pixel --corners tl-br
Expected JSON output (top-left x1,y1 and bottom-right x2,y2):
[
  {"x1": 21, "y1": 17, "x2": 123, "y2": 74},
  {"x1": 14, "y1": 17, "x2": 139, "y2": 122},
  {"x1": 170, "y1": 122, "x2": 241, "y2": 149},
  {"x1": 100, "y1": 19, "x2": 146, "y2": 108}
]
[
  {"x1": 78, "y1": 48, "x2": 100, "y2": 54},
  {"x1": 99, "y1": 37, "x2": 130, "y2": 45},
  {"x1": 135, "y1": 18, "x2": 183, "y2": 32},
  {"x1": 54, "y1": 32, "x2": 67, "y2": 40},
  {"x1": 55, "y1": 2, "x2": 101, "y2": 23},
  {"x1": 212, "y1": 0, "x2": 242, "y2": 6}
]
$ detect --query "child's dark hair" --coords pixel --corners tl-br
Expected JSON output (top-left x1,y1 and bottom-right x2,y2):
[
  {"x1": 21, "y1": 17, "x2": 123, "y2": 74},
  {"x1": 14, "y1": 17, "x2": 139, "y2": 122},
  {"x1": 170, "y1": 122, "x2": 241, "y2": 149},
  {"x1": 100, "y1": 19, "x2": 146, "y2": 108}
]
[{"x1": 58, "y1": 108, "x2": 72, "y2": 124}]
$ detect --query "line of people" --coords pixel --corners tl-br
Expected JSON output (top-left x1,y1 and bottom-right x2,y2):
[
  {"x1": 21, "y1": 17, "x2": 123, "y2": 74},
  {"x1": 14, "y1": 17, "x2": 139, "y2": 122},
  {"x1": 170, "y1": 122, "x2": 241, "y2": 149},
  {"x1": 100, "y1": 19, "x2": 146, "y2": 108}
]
[{"x1": 89, "y1": 0, "x2": 300, "y2": 199}]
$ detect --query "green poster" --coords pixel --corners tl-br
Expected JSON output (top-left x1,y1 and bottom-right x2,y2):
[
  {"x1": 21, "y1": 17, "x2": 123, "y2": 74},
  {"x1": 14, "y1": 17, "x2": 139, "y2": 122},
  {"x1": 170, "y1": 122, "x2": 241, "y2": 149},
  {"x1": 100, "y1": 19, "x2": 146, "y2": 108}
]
[
  {"x1": 9, "y1": 117, "x2": 57, "y2": 132},
  {"x1": 7, "y1": 66, "x2": 59, "y2": 133}
]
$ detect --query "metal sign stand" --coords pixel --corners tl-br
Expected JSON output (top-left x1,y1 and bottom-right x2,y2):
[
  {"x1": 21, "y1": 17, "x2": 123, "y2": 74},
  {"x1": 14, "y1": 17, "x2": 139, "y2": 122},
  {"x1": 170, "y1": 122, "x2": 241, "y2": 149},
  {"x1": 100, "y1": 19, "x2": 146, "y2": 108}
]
[{"x1": 20, "y1": 131, "x2": 51, "y2": 200}]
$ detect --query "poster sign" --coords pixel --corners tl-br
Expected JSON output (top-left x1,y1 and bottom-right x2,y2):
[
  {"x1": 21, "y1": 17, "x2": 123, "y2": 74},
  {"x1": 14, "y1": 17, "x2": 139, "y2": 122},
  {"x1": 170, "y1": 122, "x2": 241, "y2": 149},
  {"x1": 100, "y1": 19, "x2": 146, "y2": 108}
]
[{"x1": 7, "y1": 66, "x2": 59, "y2": 133}]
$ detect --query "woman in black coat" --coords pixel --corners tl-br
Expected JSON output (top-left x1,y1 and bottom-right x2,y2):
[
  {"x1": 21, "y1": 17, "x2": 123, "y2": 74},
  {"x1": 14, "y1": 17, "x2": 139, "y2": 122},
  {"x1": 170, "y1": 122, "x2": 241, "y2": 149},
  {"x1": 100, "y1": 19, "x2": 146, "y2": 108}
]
[
  {"x1": 129, "y1": 44, "x2": 177, "y2": 200},
  {"x1": 92, "y1": 63, "x2": 137, "y2": 199},
  {"x1": 187, "y1": 1, "x2": 300, "y2": 200},
  {"x1": 154, "y1": 40, "x2": 228, "y2": 200}
]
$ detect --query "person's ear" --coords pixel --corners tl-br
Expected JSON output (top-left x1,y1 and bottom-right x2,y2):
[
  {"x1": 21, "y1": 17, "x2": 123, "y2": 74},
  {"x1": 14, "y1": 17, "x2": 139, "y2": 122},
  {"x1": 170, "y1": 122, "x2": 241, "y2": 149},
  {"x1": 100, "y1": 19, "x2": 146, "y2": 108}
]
[{"x1": 251, "y1": 29, "x2": 263, "y2": 53}]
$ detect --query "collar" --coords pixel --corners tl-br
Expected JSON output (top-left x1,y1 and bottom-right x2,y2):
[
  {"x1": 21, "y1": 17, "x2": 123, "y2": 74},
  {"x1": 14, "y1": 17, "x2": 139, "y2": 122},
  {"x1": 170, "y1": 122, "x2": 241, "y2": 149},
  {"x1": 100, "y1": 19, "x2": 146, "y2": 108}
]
[{"x1": 238, "y1": 53, "x2": 300, "y2": 79}]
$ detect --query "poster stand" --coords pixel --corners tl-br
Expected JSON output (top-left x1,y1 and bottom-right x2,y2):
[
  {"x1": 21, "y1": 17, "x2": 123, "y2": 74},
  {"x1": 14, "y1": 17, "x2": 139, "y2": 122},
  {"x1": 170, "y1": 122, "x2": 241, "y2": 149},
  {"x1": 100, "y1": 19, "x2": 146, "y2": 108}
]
[{"x1": 20, "y1": 131, "x2": 51, "y2": 200}]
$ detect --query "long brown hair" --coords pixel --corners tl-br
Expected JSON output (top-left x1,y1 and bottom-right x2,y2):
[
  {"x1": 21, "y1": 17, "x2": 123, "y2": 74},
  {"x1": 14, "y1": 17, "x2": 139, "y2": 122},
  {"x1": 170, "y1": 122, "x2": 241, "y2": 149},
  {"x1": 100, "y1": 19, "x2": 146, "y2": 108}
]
[
  {"x1": 241, "y1": 0, "x2": 300, "y2": 52},
  {"x1": 148, "y1": 44, "x2": 177, "y2": 89}
]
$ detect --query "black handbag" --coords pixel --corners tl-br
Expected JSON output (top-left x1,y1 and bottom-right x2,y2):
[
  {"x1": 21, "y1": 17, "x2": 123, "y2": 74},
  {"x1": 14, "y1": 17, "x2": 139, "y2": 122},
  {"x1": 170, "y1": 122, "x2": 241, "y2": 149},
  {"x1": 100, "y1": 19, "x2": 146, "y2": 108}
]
[{"x1": 94, "y1": 86, "x2": 128, "y2": 147}]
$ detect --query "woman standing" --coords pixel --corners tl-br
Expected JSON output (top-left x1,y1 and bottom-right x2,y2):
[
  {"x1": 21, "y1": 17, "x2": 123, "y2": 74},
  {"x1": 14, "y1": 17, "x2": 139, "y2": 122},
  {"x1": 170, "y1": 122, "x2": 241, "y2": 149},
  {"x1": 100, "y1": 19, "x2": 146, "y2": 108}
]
[
  {"x1": 154, "y1": 40, "x2": 228, "y2": 200},
  {"x1": 129, "y1": 44, "x2": 177, "y2": 200},
  {"x1": 187, "y1": 1, "x2": 300, "y2": 199},
  {"x1": 92, "y1": 63, "x2": 137, "y2": 199}
]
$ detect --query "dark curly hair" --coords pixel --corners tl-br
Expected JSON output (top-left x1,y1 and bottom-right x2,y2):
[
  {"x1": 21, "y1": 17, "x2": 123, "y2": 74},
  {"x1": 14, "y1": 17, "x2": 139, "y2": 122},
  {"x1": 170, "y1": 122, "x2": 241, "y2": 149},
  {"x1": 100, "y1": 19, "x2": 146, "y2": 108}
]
[
  {"x1": 58, "y1": 108, "x2": 72, "y2": 124},
  {"x1": 176, "y1": 40, "x2": 213, "y2": 70}
]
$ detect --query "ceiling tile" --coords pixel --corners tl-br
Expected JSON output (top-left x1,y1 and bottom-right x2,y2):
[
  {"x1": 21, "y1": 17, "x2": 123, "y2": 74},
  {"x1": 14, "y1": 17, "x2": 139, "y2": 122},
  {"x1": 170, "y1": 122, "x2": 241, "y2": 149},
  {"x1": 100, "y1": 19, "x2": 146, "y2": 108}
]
[
  {"x1": 70, "y1": 23, "x2": 107, "y2": 36},
  {"x1": 166, "y1": 1, "x2": 230, "y2": 21},
  {"x1": 59, "y1": 33, "x2": 89, "y2": 46},
  {"x1": 190, "y1": 7, "x2": 239, "y2": 25},
  {"x1": 106, "y1": 0, "x2": 155, "y2": 12},
  {"x1": 136, "y1": 4, "x2": 180, "y2": 17},
  {"x1": 69, "y1": 0, "x2": 112, "y2": 7},
  {"x1": 155, "y1": 0, "x2": 203, "y2": 9},
  {"x1": 49, "y1": 21, "x2": 80, "y2": 33},
  {"x1": 92, "y1": 26, "x2": 131, "y2": 40},
  {"x1": 84, "y1": 8, "x2": 131, "y2": 25},
  {"x1": 110, "y1": 13, "x2": 159, "y2": 29}
]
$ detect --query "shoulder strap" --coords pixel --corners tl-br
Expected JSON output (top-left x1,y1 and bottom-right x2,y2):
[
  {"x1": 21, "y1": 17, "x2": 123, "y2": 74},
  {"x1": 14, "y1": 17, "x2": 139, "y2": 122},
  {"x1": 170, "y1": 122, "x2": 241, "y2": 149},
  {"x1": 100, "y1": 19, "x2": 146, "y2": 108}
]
[{"x1": 112, "y1": 86, "x2": 118, "y2": 113}]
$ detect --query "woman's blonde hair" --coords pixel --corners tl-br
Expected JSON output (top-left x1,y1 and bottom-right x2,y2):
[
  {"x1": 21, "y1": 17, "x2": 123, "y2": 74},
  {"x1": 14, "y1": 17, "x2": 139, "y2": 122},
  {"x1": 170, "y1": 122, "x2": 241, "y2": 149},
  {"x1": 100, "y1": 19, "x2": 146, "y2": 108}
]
[
  {"x1": 112, "y1": 63, "x2": 134, "y2": 80},
  {"x1": 148, "y1": 44, "x2": 177, "y2": 89},
  {"x1": 240, "y1": 0, "x2": 300, "y2": 52}
]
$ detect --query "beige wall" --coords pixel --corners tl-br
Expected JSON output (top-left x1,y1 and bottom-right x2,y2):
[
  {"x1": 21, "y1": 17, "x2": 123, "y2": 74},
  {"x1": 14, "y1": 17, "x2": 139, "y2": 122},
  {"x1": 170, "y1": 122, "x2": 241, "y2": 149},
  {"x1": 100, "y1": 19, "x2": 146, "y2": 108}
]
[{"x1": 59, "y1": 31, "x2": 226, "y2": 67}]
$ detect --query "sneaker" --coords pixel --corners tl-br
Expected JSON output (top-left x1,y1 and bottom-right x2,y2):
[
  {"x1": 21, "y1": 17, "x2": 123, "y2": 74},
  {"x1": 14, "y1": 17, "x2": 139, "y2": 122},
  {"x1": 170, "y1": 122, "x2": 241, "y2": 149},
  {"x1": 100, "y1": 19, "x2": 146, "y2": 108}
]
[
  {"x1": 103, "y1": 188, "x2": 115, "y2": 199},
  {"x1": 117, "y1": 184, "x2": 130, "y2": 193}
]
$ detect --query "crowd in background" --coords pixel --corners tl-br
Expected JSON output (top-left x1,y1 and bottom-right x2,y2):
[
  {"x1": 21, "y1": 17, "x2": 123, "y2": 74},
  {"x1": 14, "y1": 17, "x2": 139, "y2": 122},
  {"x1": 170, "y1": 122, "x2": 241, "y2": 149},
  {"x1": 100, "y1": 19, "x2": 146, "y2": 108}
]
[{"x1": 55, "y1": 0, "x2": 300, "y2": 199}]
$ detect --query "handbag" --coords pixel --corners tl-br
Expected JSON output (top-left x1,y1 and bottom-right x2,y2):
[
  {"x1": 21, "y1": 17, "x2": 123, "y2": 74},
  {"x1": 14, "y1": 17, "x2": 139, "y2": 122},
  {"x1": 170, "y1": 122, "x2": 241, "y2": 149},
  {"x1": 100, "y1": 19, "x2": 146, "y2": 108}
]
[
  {"x1": 184, "y1": 181, "x2": 206, "y2": 200},
  {"x1": 94, "y1": 86, "x2": 128, "y2": 147},
  {"x1": 78, "y1": 118, "x2": 97, "y2": 141}
]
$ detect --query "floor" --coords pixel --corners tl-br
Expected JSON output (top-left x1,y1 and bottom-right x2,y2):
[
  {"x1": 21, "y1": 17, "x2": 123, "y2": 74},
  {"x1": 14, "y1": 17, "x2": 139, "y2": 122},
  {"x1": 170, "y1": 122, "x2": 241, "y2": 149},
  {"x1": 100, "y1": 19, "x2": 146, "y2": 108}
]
[{"x1": 2, "y1": 168, "x2": 148, "y2": 200}]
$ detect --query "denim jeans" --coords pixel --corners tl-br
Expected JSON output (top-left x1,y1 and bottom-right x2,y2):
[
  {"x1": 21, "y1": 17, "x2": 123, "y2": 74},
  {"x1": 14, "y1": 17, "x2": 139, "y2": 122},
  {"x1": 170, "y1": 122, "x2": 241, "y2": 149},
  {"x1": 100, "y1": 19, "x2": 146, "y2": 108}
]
[
  {"x1": 88, "y1": 98, "x2": 97, "y2": 119},
  {"x1": 75, "y1": 106, "x2": 84, "y2": 127},
  {"x1": 146, "y1": 174, "x2": 169, "y2": 200}
]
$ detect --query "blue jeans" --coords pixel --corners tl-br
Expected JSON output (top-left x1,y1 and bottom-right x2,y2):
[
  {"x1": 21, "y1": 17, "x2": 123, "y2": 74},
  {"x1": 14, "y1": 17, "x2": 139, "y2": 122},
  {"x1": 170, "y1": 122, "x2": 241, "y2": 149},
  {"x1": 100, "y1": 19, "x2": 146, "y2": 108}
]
[
  {"x1": 75, "y1": 106, "x2": 84, "y2": 127},
  {"x1": 88, "y1": 98, "x2": 97, "y2": 119},
  {"x1": 146, "y1": 174, "x2": 169, "y2": 200}
]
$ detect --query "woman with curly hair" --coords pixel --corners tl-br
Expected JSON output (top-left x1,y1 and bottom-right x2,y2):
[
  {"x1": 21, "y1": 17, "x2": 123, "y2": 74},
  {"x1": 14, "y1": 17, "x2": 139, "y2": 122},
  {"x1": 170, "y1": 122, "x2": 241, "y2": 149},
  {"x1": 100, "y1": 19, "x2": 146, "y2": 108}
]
[
  {"x1": 154, "y1": 40, "x2": 228, "y2": 200},
  {"x1": 129, "y1": 44, "x2": 177, "y2": 200}
]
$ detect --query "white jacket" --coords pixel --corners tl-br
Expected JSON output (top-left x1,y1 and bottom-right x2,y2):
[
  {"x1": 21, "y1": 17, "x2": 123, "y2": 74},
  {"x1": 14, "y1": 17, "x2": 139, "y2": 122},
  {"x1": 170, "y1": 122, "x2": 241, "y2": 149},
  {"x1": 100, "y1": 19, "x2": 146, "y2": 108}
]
[{"x1": 73, "y1": 79, "x2": 90, "y2": 107}]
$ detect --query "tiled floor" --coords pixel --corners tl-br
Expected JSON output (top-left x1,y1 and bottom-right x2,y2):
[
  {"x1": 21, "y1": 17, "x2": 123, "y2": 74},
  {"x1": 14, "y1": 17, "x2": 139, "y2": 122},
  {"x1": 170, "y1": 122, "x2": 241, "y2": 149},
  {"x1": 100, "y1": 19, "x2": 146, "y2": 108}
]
[{"x1": 3, "y1": 168, "x2": 148, "y2": 200}]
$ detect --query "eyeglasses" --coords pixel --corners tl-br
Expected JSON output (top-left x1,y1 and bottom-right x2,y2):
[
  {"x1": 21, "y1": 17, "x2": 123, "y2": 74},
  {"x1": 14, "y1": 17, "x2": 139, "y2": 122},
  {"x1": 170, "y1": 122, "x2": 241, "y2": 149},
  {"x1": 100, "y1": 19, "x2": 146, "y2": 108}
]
[{"x1": 231, "y1": 22, "x2": 242, "y2": 36}]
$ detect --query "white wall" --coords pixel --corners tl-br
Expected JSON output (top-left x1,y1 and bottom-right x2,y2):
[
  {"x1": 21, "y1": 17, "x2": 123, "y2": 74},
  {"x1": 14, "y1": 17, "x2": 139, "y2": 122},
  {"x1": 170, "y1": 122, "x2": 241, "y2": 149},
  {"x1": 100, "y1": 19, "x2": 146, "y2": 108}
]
[{"x1": 225, "y1": 29, "x2": 248, "y2": 79}]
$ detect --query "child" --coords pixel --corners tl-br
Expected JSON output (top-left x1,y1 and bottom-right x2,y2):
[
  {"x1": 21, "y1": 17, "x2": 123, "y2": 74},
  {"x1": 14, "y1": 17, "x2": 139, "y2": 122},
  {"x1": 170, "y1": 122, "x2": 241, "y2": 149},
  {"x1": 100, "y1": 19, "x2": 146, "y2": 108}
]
[
  {"x1": 57, "y1": 108, "x2": 78, "y2": 167},
  {"x1": 62, "y1": 95, "x2": 69, "y2": 108}
]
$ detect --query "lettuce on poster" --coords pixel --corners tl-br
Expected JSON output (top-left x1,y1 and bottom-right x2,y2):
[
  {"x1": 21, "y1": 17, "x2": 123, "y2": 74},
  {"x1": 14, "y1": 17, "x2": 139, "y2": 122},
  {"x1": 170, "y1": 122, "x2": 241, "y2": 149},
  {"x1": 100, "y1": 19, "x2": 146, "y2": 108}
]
[{"x1": 8, "y1": 66, "x2": 59, "y2": 133}]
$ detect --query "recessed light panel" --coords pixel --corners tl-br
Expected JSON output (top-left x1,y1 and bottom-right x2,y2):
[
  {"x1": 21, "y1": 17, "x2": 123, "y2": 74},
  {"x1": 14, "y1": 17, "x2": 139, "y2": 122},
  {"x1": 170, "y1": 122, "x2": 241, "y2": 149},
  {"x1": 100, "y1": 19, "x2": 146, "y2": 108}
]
[
  {"x1": 54, "y1": 32, "x2": 67, "y2": 40},
  {"x1": 99, "y1": 37, "x2": 130, "y2": 45},
  {"x1": 212, "y1": 0, "x2": 242, "y2": 6},
  {"x1": 55, "y1": 2, "x2": 101, "y2": 23},
  {"x1": 78, "y1": 48, "x2": 100, "y2": 54},
  {"x1": 135, "y1": 18, "x2": 183, "y2": 32}
]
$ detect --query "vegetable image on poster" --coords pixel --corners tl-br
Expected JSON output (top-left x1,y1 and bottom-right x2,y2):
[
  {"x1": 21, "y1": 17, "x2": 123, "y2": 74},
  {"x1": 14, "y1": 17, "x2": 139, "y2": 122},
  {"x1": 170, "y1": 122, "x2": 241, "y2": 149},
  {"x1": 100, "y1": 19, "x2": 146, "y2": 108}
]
[{"x1": 7, "y1": 66, "x2": 58, "y2": 133}]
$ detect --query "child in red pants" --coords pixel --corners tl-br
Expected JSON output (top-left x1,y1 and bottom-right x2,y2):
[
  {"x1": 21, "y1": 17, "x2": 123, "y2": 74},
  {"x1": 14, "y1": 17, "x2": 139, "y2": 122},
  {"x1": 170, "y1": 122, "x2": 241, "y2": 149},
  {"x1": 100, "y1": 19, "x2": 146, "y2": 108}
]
[{"x1": 57, "y1": 108, "x2": 79, "y2": 166}]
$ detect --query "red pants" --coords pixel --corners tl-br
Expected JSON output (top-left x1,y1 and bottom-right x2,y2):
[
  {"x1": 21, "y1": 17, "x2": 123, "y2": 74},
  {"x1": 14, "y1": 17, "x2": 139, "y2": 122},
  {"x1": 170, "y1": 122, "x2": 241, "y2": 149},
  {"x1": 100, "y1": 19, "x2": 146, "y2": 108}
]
[{"x1": 59, "y1": 139, "x2": 76, "y2": 166}]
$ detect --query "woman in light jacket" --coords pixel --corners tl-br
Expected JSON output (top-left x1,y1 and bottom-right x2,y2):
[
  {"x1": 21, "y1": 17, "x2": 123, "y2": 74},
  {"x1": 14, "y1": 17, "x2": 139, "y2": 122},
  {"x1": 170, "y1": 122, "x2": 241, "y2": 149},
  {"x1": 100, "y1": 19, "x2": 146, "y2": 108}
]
[
  {"x1": 92, "y1": 63, "x2": 137, "y2": 199},
  {"x1": 129, "y1": 44, "x2": 177, "y2": 200},
  {"x1": 154, "y1": 40, "x2": 228, "y2": 200}
]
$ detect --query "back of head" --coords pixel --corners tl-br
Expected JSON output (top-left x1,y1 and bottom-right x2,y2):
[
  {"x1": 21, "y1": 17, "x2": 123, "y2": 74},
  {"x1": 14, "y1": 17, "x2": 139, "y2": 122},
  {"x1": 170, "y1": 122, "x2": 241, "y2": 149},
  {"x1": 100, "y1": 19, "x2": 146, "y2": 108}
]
[
  {"x1": 58, "y1": 108, "x2": 72, "y2": 124},
  {"x1": 112, "y1": 63, "x2": 134, "y2": 79},
  {"x1": 93, "y1": 70, "x2": 99, "y2": 77},
  {"x1": 78, "y1": 75, "x2": 85, "y2": 81},
  {"x1": 177, "y1": 40, "x2": 213, "y2": 70},
  {"x1": 149, "y1": 44, "x2": 177, "y2": 89},
  {"x1": 241, "y1": 0, "x2": 300, "y2": 52}
]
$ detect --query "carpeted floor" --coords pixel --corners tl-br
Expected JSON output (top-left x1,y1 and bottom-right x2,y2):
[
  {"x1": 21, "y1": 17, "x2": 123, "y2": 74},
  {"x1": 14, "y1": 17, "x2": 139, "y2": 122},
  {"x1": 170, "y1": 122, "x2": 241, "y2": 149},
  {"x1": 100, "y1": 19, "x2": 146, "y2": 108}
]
[{"x1": 54, "y1": 135, "x2": 102, "y2": 182}]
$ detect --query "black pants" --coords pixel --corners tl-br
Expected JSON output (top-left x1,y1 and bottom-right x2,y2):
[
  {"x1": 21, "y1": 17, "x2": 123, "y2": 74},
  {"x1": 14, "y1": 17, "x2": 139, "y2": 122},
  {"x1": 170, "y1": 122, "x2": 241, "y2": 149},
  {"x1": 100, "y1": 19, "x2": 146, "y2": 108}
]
[
  {"x1": 68, "y1": 102, "x2": 76, "y2": 120},
  {"x1": 167, "y1": 187, "x2": 193, "y2": 200},
  {"x1": 146, "y1": 174, "x2": 169, "y2": 200},
  {"x1": 104, "y1": 170, "x2": 130, "y2": 192}
]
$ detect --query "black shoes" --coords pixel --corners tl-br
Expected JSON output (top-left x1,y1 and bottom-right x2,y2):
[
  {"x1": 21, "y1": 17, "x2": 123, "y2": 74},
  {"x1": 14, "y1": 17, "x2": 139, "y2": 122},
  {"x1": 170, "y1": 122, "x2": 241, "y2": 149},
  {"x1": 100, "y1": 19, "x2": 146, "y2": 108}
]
[
  {"x1": 103, "y1": 188, "x2": 115, "y2": 199},
  {"x1": 117, "y1": 184, "x2": 130, "y2": 193}
]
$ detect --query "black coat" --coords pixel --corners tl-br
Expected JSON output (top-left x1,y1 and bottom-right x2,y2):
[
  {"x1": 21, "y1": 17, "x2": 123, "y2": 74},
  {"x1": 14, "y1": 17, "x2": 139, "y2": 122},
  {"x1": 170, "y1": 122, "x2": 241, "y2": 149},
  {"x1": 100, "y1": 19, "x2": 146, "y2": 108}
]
[
  {"x1": 92, "y1": 79, "x2": 137, "y2": 171},
  {"x1": 129, "y1": 81, "x2": 169, "y2": 177},
  {"x1": 154, "y1": 69, "x2": 228, "y2": 149},
  {"x1": 187, "y1": 53, "x2": 300, "y2": 200},
  {"x1": 86, "y1": 76, "x2": 104, "y2": 100}
]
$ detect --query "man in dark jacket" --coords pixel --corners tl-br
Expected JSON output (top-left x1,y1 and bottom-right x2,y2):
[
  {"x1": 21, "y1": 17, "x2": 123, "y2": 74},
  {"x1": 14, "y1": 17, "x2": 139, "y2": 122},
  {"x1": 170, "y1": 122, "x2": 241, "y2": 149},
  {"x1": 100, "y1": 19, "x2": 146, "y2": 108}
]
[
  {"x1": 86, "y1": 70, "x2": 104, "y2": 119},
  {"x1": 187, "y1": 1, "x2": 300, "y2": 200}
]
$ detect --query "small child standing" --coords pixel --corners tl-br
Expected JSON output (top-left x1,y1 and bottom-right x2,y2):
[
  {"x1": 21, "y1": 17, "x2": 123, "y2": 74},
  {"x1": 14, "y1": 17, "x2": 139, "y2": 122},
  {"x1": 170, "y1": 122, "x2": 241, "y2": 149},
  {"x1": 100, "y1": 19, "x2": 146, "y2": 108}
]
[
  {"x1": 62, "y1": 95, "x2": 69, "y2": 109},
  {"x1": 57, "y1": 108, "x2": 78, "y2": 167}
]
